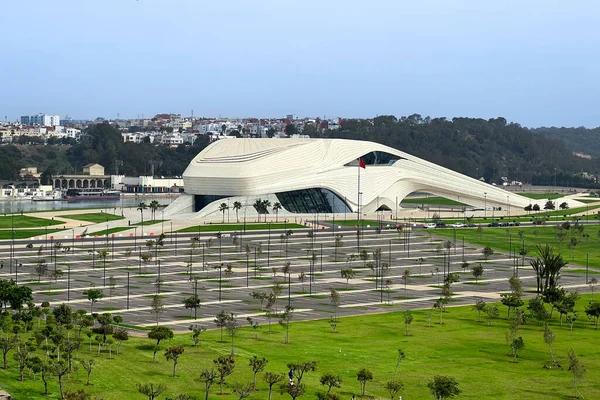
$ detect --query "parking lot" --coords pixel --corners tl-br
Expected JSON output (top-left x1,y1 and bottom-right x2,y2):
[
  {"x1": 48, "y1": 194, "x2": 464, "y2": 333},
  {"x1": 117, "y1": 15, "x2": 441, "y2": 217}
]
[{"x1": 0, "y1": 223, "x2": 592, "y2": 332}]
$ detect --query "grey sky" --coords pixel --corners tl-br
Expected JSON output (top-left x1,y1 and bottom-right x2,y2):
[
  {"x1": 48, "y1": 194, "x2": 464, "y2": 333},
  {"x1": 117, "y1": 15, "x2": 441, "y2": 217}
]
[{"x1": 1, "y1": 0, "x2": 599, "y2": 127}]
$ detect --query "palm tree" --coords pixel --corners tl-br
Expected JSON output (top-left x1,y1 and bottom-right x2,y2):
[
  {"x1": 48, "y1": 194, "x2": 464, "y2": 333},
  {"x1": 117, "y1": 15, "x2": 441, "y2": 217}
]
[
  {"x1": 261, "y1": 199, "x2": 271, "y2": 222},
  {"x1": 530, "y1": 244, "x2": 567, "y2": 293},
  {"x1": 137, "y1": 202, "x2": 147, "y2": 227},
  {"x1": 218, "y1": 203, "x2": 229, "y2": 223},
  {"x1": 272, "y1": 202, "x2": 282, "y2": 222},
  {"x1": 149, "y1": 200, "x2": 160, "y2": 222},
  {"x1": 233, "y1": 201, "x2": 242, "y2": 223},
  {"x1": 253, "y1": 199, "x2": 264, "y2": 222}
]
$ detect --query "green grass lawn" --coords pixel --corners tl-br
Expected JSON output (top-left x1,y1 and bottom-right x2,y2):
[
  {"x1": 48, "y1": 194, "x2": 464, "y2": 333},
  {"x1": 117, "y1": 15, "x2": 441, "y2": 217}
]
[
  {"x1": 1, "y1": 296, "x2": 600, "y2": 399},
  {"x1": 518, "y1": 193, "x2": 565, "y2": 200},
  {"x1": 60, "y1": 213, "x2": 124, "y2": 223},
  {"x1": 0, "y1": 215, "x2": 63, "y2": 229},
  {"x1": 436, "y1": 205, "x2": 600, "y2": 225},
  {"x1": 401, "y1": 196, "x2": 467, "y2": 206},
  {"x1": 132, "y1": 220, "x2": 168, "y2": 227},
  {"x1": 434, "y1": 224, "x2": 600, "y2": 268},
  {"x1": 87, "y1": 227, "x2": 132, "y2": 237},
  {"x1": 178, "y1": 223, "x2": 304, "y2": 233},
  {"x1": 0, "y1": 228, "x2": 64, "y2": 240},
  {"x1": 575, "y1": 198, "x2": 600, "y2": 204}
]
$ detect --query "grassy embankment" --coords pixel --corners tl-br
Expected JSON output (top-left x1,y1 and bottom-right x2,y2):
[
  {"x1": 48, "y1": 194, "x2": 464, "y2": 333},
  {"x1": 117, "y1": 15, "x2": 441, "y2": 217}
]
[
  {"x1": 434, "y1": 224, "x2": 600, "y2": 270},
  {"x1": 59, "y1": 213, "x2": 124, "y2": 223},
  {"x1": 0, "y1": 295, "x2": 599, "y2": 399}
]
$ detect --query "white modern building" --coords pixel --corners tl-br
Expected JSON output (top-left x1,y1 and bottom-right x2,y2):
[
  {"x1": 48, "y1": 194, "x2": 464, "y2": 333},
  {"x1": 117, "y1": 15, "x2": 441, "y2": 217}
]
[
  {"x1": 164, "y1": 138, "x2": 572, "y2": 220},
  {"x1": 20, "y1": 114, "x2": 60, "y2": 127}
]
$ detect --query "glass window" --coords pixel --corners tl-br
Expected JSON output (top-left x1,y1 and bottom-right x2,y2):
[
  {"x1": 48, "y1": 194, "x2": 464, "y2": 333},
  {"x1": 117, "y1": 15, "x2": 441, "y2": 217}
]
[
  {"x1": 275, "y1": 188, "x2": 351, "y2": 214},
  {"x1": 345, "y1": 151, "x2": 403, "y2": 167},
  {"x1": 194, "y1": 194, "x2": 229, "y2": 212}
]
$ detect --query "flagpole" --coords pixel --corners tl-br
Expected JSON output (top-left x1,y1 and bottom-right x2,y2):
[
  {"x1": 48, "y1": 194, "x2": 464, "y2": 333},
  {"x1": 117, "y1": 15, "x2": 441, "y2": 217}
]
[{"x1": 357, "y1": 159, "x2": 361, "y2": 251}]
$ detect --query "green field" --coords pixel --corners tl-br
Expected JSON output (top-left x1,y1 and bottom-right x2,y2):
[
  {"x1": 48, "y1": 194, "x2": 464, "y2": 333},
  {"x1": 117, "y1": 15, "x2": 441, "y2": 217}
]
[
  {"x1": 132, "y1": 220, "x2": 167, "y2": 227},
  {"x1": 575, "y1": 198, "x2": 600, "y2": 204},
  {"x1": 401, "y1": 196, "x2": 467, "y2": 206},
  {"x1": 433, "y1": 224, "x2": 600, "y2": 269},
  {"x1": 0, "y1": 215, "x2": 63, "y2": 229},
  {"x1": 60, "y1": 213, "x2": 124, "y2": 223},
  {"x1": 1, "y1": 295, "x2": 599, "y2": 399},
  {"x1": 87, "y1": 227, "x2": 133, "y2": 237},
  {"x1": 518, "y1": 193, "x2": 566, "y2": 200},
  {"x1": 178, "y1": 223, "x2": 304, "y2": 233},
  {"x1": 434, "y1": 205, "x2": 600, "y2": 226}
]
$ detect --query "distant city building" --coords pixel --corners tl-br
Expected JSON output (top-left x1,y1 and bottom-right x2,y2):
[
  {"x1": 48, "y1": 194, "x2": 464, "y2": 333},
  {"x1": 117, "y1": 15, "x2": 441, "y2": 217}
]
[
  {"x1": 20, "y1": 113, "x2": 60, "y2": 127},
  {"x1": 19, "y1": 167, "x2": 40, "y2": 179},
  {"x1": 83, "y1": 163, "x2": 105, "y2": 176},
  {"x1": 161, "y1": 133, "x2": 184, "y2": 147}
]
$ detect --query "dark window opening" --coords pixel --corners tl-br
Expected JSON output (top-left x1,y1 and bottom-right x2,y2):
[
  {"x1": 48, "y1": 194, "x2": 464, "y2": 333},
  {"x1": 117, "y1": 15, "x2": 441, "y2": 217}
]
[
  {"x1": 194, "y1": 194, "x2": 228, "y2": 212},
  {"x1": 275, "y1": 188, "x2": 351, "y2": 214},
  {"x1": 376, "y1": 204, "x2": 392, "y2": 211},
  {"x1": 345, "y1": 151, "x2": 403, "y2": 167}
]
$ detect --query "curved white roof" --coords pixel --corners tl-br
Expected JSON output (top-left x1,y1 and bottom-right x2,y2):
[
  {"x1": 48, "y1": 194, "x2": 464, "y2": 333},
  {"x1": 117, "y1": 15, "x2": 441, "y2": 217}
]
[{"x1": 182, "y1": 138, "x2": 534, "y2": 213}]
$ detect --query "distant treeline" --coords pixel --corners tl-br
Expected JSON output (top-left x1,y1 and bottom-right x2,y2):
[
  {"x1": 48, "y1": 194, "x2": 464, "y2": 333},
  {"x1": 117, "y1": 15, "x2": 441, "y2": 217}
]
[{"x1": 532, "y1": 126, "x2": 600, "y2": 159}]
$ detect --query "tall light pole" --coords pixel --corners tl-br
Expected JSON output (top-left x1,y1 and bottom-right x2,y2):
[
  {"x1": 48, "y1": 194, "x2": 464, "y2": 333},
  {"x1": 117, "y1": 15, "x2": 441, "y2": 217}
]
[{"x1": 484, "y1": 192, "x2": 487, "y2": 218}]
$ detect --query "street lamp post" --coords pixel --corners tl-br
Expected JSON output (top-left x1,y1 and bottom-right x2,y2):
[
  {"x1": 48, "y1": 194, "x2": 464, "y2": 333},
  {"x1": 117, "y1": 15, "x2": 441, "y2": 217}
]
[
  {"x1": 127, "y1": 272, "x2": 130, "y2": 310},
  {"x1": 320, "y1": 243, "x2": 323, "y2": 272},
  {"x1": 10, "y1": 214, "x2": 14, "y2": 274},
  {"x1": 157, "y1": 260, "x2": 161, "y2": 294},
  {"x1": 194, "y1": 278, "x2": 198, "y2": 320},
  {"x1": 484, "y1": 192, "x2": 487, "y2": 218},
  {"x1": 267, "y1": 223, "x2": 271, "y2": 268}
]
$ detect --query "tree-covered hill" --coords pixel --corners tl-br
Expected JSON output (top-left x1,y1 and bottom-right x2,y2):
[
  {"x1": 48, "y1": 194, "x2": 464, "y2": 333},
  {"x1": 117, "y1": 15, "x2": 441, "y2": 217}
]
[
  {"x1": 312, "y1": 115, "x2": 600, "y2": 187},
  {"x1": 0, "y1": 123, "x2": 211, "y2": 181},
  {"x1": 532, "y1": 126, "x2": 600, "y2": 158}
]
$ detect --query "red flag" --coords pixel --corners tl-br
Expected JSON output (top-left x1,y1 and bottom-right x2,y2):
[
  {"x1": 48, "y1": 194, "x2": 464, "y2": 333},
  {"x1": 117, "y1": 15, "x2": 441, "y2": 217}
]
[{"x1": 359, "y1": 158, "x2": 366, "y2": 169}]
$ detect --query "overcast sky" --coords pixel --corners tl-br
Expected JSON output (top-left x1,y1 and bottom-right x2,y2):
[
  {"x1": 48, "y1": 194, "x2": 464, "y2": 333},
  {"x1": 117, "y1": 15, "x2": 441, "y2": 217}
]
[{"x1": 1, "y1": 0, "x2": 599, "y2": 127}]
